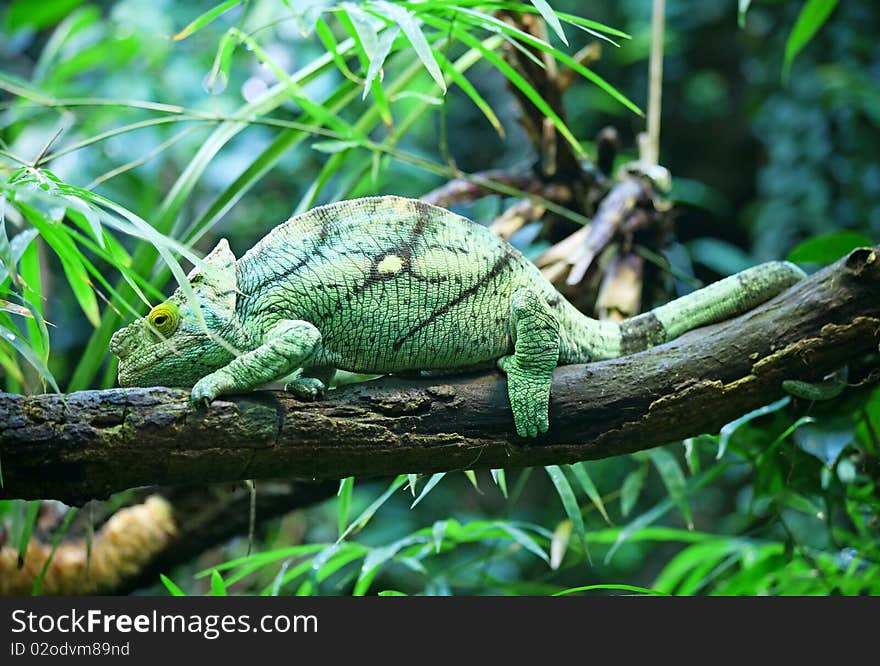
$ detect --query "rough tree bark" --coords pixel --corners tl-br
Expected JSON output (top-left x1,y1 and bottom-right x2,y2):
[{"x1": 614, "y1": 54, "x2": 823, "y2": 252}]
[{"x1": 2, "y1": 247, "x2": 879, "y2": 505}]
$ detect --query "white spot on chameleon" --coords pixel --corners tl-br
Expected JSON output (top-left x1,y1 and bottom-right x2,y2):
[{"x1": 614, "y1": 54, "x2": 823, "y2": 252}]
[{"x1": 377, "y1": 254, "x2": 404, "y2": 274}]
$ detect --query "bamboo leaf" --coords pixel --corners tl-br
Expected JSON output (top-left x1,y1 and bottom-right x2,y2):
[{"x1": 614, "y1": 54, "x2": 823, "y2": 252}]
[
  {"x1": 783, "y1": 0, "x2": 839, "y2": 80},
  {"x1": 337, "y1": 476, "x2": 354, "y2": 539},
  {"x1": 420, "y1": 14, "x2": 586, "y2": 156},
  {"x1": 568, "y1": 462, "x2": 611, "y2": 524},
  {"x1": 433, "y1": 47, "x2": 504, "y2": 137},
  {"x1": 32, "y1": 507, "x2": 78, "y2": 595},
  {"x1": 646, "y1": 448, "x2": 694, "y2": 530},
  {"x1": 210, "y1": 570, "x2": 228, "y2": 596},
  {"x1": 490, "y1": 469, "x2": 508, "y2": 498},
  {"x1": 554, "y1": 583, "x2": 664, "y2": 596},
  {"x1": 16, "y1": 500, "x2": 40, "y2": 568},
  {"x1": 371, "y1": 1, "x2": 446, "y2": 93},
  {"x1": 495, "y1": 522, "x2": 549, "y2": 563},
  {"x1": 545, "y1": 465, "x2": 589, "y2": 560},
  {"x1": 172, "y1": 0, "x2": 242, "y2": 41},
  {"x1": 338, "y1": 475, "x2": 407, "y2": 542},
  {"x1": 528, "y1": 0, "x2": 568, "y2": 44},
  {"x1": 160, "y1": 574, "x2": 186, "y2": 596},
  {"x1": 620, "y1": 464, "x2": 647, "y2": 518},
  {"x1": 0, "y1": 323, "x2": 59, "y2": 392},
  {"x1": 411, "y1": 473, "x2": 445, "y2": 508}
]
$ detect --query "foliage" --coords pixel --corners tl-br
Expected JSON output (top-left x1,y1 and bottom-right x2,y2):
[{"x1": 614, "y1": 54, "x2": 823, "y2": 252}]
[{"x1": 0, "y1": 0, "x2": 878, "y2": 596}]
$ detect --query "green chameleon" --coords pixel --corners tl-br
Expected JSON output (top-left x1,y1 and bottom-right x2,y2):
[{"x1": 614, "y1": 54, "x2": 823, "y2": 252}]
[{"x1": 110, "y1": 196, "x2": 805, "y2": 437}]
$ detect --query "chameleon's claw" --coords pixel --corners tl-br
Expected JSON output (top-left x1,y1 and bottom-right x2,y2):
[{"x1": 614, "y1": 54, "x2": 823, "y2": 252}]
[
  {"x1": 190, "y1": 378, "x2": 219, "y2": 406},
  {"x1": 284, "y1": 377, "x2": 327, "y2": 401}
]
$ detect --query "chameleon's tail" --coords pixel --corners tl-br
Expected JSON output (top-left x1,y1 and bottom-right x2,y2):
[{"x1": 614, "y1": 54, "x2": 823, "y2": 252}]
[{"x1": 560, "y1": 261, "x2": 806, "y2": 362}]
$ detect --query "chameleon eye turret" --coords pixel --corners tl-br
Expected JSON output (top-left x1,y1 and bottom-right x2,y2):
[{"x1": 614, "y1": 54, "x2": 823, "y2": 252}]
[{"x1": 147, "y1": 302, "x2": 179, "y2": 337}]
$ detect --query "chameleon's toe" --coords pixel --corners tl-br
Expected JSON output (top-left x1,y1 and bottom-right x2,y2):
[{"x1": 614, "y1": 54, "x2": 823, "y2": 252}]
[
  {"x1": 284, "y1": 377, "x2": 326, "y2": 401},
  {"x1": 506, "y1": 366, "x2": 551, "y2": 438},
  {"x1": 190, "y1": 378, "x2": 218, "y2": 406}
]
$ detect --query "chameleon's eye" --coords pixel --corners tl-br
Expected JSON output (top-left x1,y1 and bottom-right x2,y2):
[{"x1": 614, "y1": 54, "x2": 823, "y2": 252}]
[{"x1": 147, "y1": 302, "x2": 179, "y2": 337}]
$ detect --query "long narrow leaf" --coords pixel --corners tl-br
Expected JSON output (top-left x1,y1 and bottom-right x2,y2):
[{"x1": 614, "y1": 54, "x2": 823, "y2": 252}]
[
  {"x1": 172, "y1": 0, "x2": 243, "y2": 41},
  {"x1": 371, "y1": 1, "x2": 446, "y2": 93},
  {"x1": 568, "y1": 462, "x2": 610, "y2": 524},
  {"x1": 545, "y1": 465, "x2": 589, "y2": 560}
]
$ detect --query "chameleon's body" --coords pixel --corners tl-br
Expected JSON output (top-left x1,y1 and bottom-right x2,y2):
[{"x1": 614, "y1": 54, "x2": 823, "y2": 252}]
[{"x1": 110, "y1": 196, "x2": 805, "y2": 437}]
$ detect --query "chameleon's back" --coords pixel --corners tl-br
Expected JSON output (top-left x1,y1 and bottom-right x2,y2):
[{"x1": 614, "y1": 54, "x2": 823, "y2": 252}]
[{"x1": 236, "y1": 196, "x2": 559, "y2": 374}]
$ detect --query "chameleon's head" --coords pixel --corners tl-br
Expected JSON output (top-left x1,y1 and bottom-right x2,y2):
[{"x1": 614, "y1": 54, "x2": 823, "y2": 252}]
[{"x1": 110, "y1": 239, "x2": 238, "y2": 388}]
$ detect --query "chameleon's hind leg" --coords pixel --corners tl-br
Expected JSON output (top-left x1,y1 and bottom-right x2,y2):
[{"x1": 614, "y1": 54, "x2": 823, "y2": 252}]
[
  {"x1": 497, "y1": 289, "x2": 560, "y2": 438},
  {"x1": 285, "y1": 366, "x2": 336, "y2": 401}
]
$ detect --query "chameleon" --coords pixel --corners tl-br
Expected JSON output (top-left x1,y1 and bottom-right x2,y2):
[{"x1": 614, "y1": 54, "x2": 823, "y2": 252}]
[{"x1": 110, "y1": 195, "x2": 806, "y2": 437}]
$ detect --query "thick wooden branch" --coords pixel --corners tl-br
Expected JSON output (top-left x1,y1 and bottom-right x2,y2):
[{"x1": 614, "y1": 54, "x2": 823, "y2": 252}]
[{"x1": 2, "y1": 248, "x2": 879, "y2": 504}]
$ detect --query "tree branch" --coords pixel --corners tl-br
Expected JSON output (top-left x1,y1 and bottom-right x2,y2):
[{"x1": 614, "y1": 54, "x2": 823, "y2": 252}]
[{"x1": 2, "y1": 248, "x2": 879, "y2": 504}]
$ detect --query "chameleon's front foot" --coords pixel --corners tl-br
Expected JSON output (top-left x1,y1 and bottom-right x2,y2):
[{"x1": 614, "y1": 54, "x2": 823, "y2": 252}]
[
  {"x1": 284, "y1": 376, "x2": 327, "y2": 401},
  {"x1": 190, "y1": 375, "x2": 222, "y2": 405}
]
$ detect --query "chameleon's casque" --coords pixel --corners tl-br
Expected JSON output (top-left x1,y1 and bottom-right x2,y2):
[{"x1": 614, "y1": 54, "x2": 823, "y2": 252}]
[{"x1": 110, "y1": 196, "x2": 805, "y2": 437}]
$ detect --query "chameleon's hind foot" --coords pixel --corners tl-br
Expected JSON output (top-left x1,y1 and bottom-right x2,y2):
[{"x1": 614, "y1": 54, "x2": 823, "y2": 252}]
[
  {"x1": 284, "y1": 376, "x2": 327, "y2": 401},
  {"x1": 498, "y1": 355, "x2": 553, "y2": 437},
  {"x1": 499, "y1": 289, "x2": 561, "y2": 438}
]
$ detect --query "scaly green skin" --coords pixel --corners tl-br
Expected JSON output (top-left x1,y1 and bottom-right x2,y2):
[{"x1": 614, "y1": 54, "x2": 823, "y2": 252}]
[{"x1": 110, "y1": 196, "x2": 806, "y2": 437}]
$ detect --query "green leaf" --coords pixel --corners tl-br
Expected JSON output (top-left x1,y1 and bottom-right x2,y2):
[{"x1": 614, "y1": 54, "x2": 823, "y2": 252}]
[
  {"x1": 490, "y1": 469, "x2": 508, "y2": 498},
  {"x1": 495, "y1": 522, "x2": 549, "y2": 563},
  {"x1": 337, "y1": 476, "x2": 354, "y2": 538},
  {"x1": 354, "y1": 535, "x2": 426, "y2": 595},
  {"x1": 7, "y1": 0, "x2": 83, "y2": 32},
  {"x1": 338, "y1": 475, "x2": 407, "y2": 542},
  {"x1": 17, "y1": 500, "x2": 40, "y2": 568},
  {"x1": 432, "y1": 47, "x2": 504, "y2": 138},
  {"x1": 605, "y1": 464, "x2": 730, "y2": 564},
  {"x1": 378, "y1": 590, "x2": 407, "y2": 596},
  {"x1": 32, "y1": 507, "x2": 77, "y2": 596},
  {"x1": 371, "y1": 1, "x2": 446, "y2": 93},
  {"x1": 18, "y1": 206, "x2": 100, "y2": 327},
  {"x1": 311, "y1": 140, "x2": 361, "y2": 154},
  {"x1": 411, "y1": 472, "x2": 444, "y2": 509},
  {"x1": 210, "y1": 570, "x2": 228, "y2": 596},
  {"x1": 172, "y1": 0, "x2": 242, "y2": 41},
  {"x1": 333, "y1": 11, "x2": 394, "y2": 124},
  {"x1": 553, "y1": 584, "x2": 664, "y2": 596},
  {"x1": 568, "y1": 462, "x2": 610, "y2": 524},
  {"x1": 647, "y1": 448, "x2": 694, "y2": 530},
  {"x1": 160, "y1": 574, "x2": 186, "y2": 596},
  {"x1": 620, "y1": 464, "x2": 647, "y2": 517},
  {"x1": 654, "y1": 539, "x2": 740, "y2": 595},
  {"x1": 463, "y1": 470, "x2": 479, "y2": 490},
  {"x1": 718, "y1": 397, "x2": 790, "y2": 459},
  {"x1": 783, "y1": 0, "x2": 839, "y2": 80},
  {"x1": 227, "y1": 29, "x2": 358, "y2": 139},
  {"x1": 450, "y1": 9, "x2": 641, "y2": 116},
  {"x1": 424, "y1": 15, "x2": 584, "y2": 156},
  {"x1": 738, "y1": 0, "x2": 752, "y2": 29},
  {"x1": 787, "y1": 231, "x2": 871, "y2": 265},
  {"x1": 545, "y1": 465, "x2": 588, "y2": 559},
  {"x1": 0, "y1": 323, "x2": 59, "y2": 392},
  {"x1": 529, "y1": 0, "x2": 568, "y2": 45}
]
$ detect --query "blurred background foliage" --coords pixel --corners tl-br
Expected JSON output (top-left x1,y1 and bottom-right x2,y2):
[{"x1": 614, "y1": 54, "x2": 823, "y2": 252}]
[{"x1": 0, "y1": 0, "x2": 878, "y2": 596}]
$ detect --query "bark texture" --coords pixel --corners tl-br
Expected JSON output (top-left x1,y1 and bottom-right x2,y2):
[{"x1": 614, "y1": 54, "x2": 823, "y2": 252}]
[{"x1": 2, "y1": 248, "x2": 879, "y2": 504}]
